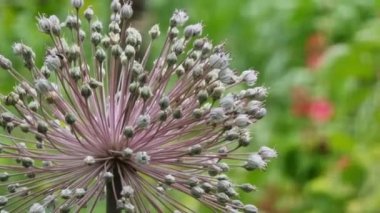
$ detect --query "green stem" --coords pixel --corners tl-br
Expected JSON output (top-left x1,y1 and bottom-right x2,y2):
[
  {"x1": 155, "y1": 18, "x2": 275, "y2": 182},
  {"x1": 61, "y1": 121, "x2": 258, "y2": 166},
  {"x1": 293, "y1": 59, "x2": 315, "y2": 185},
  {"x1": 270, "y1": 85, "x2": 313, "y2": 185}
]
[{"x1": 106, "y1": 166, "x2": 122, "y2": 213}]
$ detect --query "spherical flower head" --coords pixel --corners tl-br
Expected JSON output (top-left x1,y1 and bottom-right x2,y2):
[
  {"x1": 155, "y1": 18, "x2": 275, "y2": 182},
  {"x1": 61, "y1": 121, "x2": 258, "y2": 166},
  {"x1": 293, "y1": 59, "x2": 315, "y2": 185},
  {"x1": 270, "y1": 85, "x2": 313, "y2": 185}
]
[{"x1": 0, "y1": 2, "x2": 272, "y2": 212}]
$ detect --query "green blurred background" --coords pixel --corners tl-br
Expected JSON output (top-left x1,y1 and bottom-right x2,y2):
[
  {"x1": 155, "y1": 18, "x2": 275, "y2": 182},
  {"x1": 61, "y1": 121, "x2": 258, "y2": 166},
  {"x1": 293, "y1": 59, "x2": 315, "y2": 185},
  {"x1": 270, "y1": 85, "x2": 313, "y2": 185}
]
[{"x1": 1, "y1": 0, "x2": 380, "y2": 212}]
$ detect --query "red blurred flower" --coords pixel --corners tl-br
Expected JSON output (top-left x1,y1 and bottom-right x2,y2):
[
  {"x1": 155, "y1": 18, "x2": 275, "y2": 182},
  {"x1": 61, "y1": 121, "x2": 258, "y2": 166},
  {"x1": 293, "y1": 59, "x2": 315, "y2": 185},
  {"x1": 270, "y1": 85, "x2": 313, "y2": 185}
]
[
  {"x1": 308, "y1": 98, "x2": 334, "y2": 123},
  {"x1": 291, "y1": 88, "x2": 334, "y2": 123},
  {"x1": 291, "y1": 87, "x2": 311, "y2": 117},
  {"x1": 305, "y1": 32, "x2": 326, "y2": 70}
]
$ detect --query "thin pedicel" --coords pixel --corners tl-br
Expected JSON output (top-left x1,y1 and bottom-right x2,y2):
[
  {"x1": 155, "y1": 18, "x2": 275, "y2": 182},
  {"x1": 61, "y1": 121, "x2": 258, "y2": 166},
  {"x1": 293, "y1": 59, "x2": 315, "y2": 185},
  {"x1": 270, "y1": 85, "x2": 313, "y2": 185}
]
[{"x1": 0, "y1": 0, "x2": 276, "y2": 212}]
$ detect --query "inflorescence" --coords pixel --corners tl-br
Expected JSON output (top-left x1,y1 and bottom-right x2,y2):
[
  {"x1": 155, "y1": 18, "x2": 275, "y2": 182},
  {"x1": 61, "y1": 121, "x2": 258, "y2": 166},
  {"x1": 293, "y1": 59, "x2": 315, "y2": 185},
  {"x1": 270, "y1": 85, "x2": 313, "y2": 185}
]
[{"x1": 0, "y1": 0, "x2": 276, "y2": 212}]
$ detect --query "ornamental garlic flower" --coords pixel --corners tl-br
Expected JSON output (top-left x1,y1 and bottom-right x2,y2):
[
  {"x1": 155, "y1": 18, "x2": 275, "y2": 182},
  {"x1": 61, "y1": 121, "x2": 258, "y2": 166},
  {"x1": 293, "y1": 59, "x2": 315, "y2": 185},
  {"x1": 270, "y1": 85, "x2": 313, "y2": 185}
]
[{"x1": 0, "y1": 1, "x2": 275, "y2": 212}]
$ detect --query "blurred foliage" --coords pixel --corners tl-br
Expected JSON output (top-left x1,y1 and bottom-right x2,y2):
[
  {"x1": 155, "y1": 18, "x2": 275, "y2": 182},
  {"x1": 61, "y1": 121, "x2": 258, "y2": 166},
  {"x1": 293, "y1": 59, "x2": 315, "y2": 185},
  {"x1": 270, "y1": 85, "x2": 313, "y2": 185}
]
[{"x1": 1, "y1": 0, "x2": 380, "y2": 212}]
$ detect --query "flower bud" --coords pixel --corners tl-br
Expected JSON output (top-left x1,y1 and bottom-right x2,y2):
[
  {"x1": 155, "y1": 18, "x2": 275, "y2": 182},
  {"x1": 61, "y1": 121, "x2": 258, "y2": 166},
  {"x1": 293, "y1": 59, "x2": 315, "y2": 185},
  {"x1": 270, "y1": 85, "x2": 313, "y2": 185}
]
[
  {"x1": 122, "y1": 147, "x2": 134, "y2": 159},
  {"x1": 201, "y1": 182, "x2": 214, "y2": 193},
  {"x1": 216, "y1": 192, "x2": 230, "y2": 204},
  {"x1": 124, "y1": 202, "x2": 135, "y2": 213},
  {"x1": 0, "y1": 172, "x2": 9, "y2": 182},
  {"x1": 103, "y1": 172, "x2": 114, "y2": 182},
  {"x1": 197, "y1": 90, "x2": 208, "y2": 105},
  {"x1": 170, "y1": 10, "x2": 188, "y2": 27},
  {"x1": 139, "y1": 86, "x2": 152, "y2": 101},
  {"x1": 121, "y1": 185, "x2": 134, "y2": 198},
  {"x1": 166, "y1": 52, "x2": 177, "y2": 66},
  {"x1": 188, "y1": 144, "x2": 202, "y2": 156},
  {"x1": 84, "y1": 7, "x2": 94, "y2": 21},
  {"x1": 91, "y1": 32, "x2": 102, "y2": 46},
  {"x1": 69, "y1": 67, "x2": 81, "y2": 81},
  {"x1": 49, "y1": 15, "x2": 61, "y2": 35},
  {"x1": 75, "y1": 188, "x2": 86, "y2": 199},
  {"x1": 37, "y1": 16, "x2": 51, "y2": 34},
  {"x1": 61, "y1": 189, "x2": 72, "y2": 199},
  {"x1": 121, "y1": 2, "x2": 133, "y2": 19},
  {"x1": 219, "y1": 68, "x2": 237, "y2": 85},
  {"x1": 111, "y1": 0, "x2": 121, "y2": 13},
  {"x1": 134, "y1": 151, "x2": 150, "y2": 165},
  {"x1": 159, "y1": 96, "x2": 170, "y2": 110},
  {"x1": 243, "y1": 204, "x2": 258, "y2": 213},
  {"x1": 175, "y1": 65, "x2": 185, "y2": 77},
  {"x1": 84, "y1": 156, "x2": 96, "y2": 165},
  {"x1": 239, "y1": 183, "x2": 256, "y2": 193},
  {"x1": 149, "y1": 24, "x2": 160, "y2": 40},
  {"x1": 95, "y1": 48, "x2": 106, "y2": 62},
  {"x1": 0, "y1": 55, "x2": 12, "y2": 70},
  {"x1": 0, "y1": 196, "x2": 8, "y2": 206},
  {"x1": 169, "y1": 27, "x2": 179, "y2": 40},
  {"x1": 234, "y1": 114, "x2": 251, "y2": 128},
  {"x1": 164, "y1": 174, "x2": 176, "y2": 185},
  {"x1": 184, "y1": 23, "x2": 203, "y2": 39},
  {"x1": 173, "y1": 108, "x2": 183, "y2": 119},
  {"x1": 37, "y1": 121, "x2": 48, "y2": 134},
  {"x1": 244, "y1": 153, "x2": 266, "y2": 171},
  {"x1": 29, "y1": 203, "x2": 45, "y2": 213},
  {"x1": 258, "y1": 146, "x2": 277, "y2": 160},
  {"x1": 158, "y1": 110, "x2": 168, "y2": 122},
  {"x1": 125, "y1": 45, "x2": 135, "y2": 58},
  {"x1": 240, "y1": 69, "x2": 258, "y2": 86},
  {"x1": 190, "y1": 186, "x2": 204, "y2": 198},
  {"x1": 136, "y1": 114, "x2": 150, "y2": 129},
  {"x1": 71, "y1": 0, "x2": 83, "y2": 9},
  {"x1": 209, "y1": 107, "x2": 225, "y2": 124},
  {"x1": 123, "y1": 126, "x2": 134, "y2": 138},
  {"x1": 80, "y1": 84, "x2": 92, "y2": 98}
]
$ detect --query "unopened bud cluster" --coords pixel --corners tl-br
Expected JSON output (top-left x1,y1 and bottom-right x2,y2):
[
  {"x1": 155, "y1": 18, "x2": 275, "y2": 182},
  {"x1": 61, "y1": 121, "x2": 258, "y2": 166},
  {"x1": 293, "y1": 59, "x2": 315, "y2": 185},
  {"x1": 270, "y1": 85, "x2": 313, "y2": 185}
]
[{"x1": 0, "y1": 0, "x2": 275, "y2": 212}]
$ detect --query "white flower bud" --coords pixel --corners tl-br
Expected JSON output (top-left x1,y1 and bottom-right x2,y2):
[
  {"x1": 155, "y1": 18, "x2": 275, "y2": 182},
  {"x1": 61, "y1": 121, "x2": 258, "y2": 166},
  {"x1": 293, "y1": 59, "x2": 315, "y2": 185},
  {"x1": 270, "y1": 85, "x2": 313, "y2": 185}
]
[
  {"x1": 126, "y1": 27, "x2": 142, "y2": 47},
  {"x1": 121, "y1": 2, "x2": 133, "y2": 19},
  {"x1": 209, "y1": 52, "x2": 230, "y2": 69},
  {"x1": 37, "y1": 15, "x2": 51, "y2": 34},
  {"x1": 234, "y1": 114, "x2": 251, "y2": 128},
  {"x1": 184, "y1": 23, "x2": 203, "y2": 39},
  {"x1": 135, "y1": 151, "x2": 150, "y2": 165},
  {"x1": 0, "y1": 196, "x2": 8, "y2": 206},
  {"x1": 149, "y1": 24, "x2": 160, "y2": 39},
  {"x1": 111, "y1": 0, "x2": 121, "y2": 12},
  {"x1": 124, "y1": 202, "x2": 135, "y2": 213},
  {"x1": 75, "y1": 188, "x2": 86, "y2": 199},
  {"x1": 164, "y1": 174, "x2": 176, "y2": 185},
  {"x1": 244, "y1": 153, "x2": 267, "y2": 171},
  {"x1": 121, "y1": 185, "x2": 134, "y2": 198},
  {"x1": 219, "y1": 68, "x2": 237, "y2": 85},
  {"x1": 44, "y1": 54, "x2": 61, "y2": 71},
  {"x1": 84, "y1": 7, "x2": 94, "y2": 21},
  {"x1": 0, "y1": 54, "x2": 12, "y2": 70},
  {"x1": 71, "y1": 0, "x2": 83, "y2": 9},
  {"x1": 258, "y1": 146, "x2": 277, "y2": 160},
  {"x1": 49, "y1": 15, "x2": 61, "y2": 35},
  {"x1": 209, "y1": 107, "x2": 226, "y2": 124},
  {"x1": 243, "y1": 204, "x2": 258, "y2": 213},
  {"x1": 220, "y1": 94, "x2": 235, "y2": 112},
  {"x1": 61, "y1": 188, "x2": 72, "y2": 199},
  {"x1": 240, "y1": 69, "x2": 258, "y2": 86},
  {"x1": 84, "y1": 156, "x2": 96, "y2": 165},
  {"x1": 190, "y1": 186, "x2": 204, "y2": 198},
  {"x1": 136, "y1": 114, "x2": 150, "y2": 129},
  {"x1": 29, "y1": 203, "x2": 45, "y2": 213},
  {"x1": 170, "y1": 9, "x2": 189, "y2": 27}
]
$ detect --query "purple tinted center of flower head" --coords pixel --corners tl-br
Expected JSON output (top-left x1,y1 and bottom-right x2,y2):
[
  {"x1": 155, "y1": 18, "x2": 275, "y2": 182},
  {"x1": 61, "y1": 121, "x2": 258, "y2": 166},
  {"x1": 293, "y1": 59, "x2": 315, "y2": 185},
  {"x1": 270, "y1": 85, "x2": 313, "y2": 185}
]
[{"x1": 0, "y1": 0, "x2": 276, "y2": 212}]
